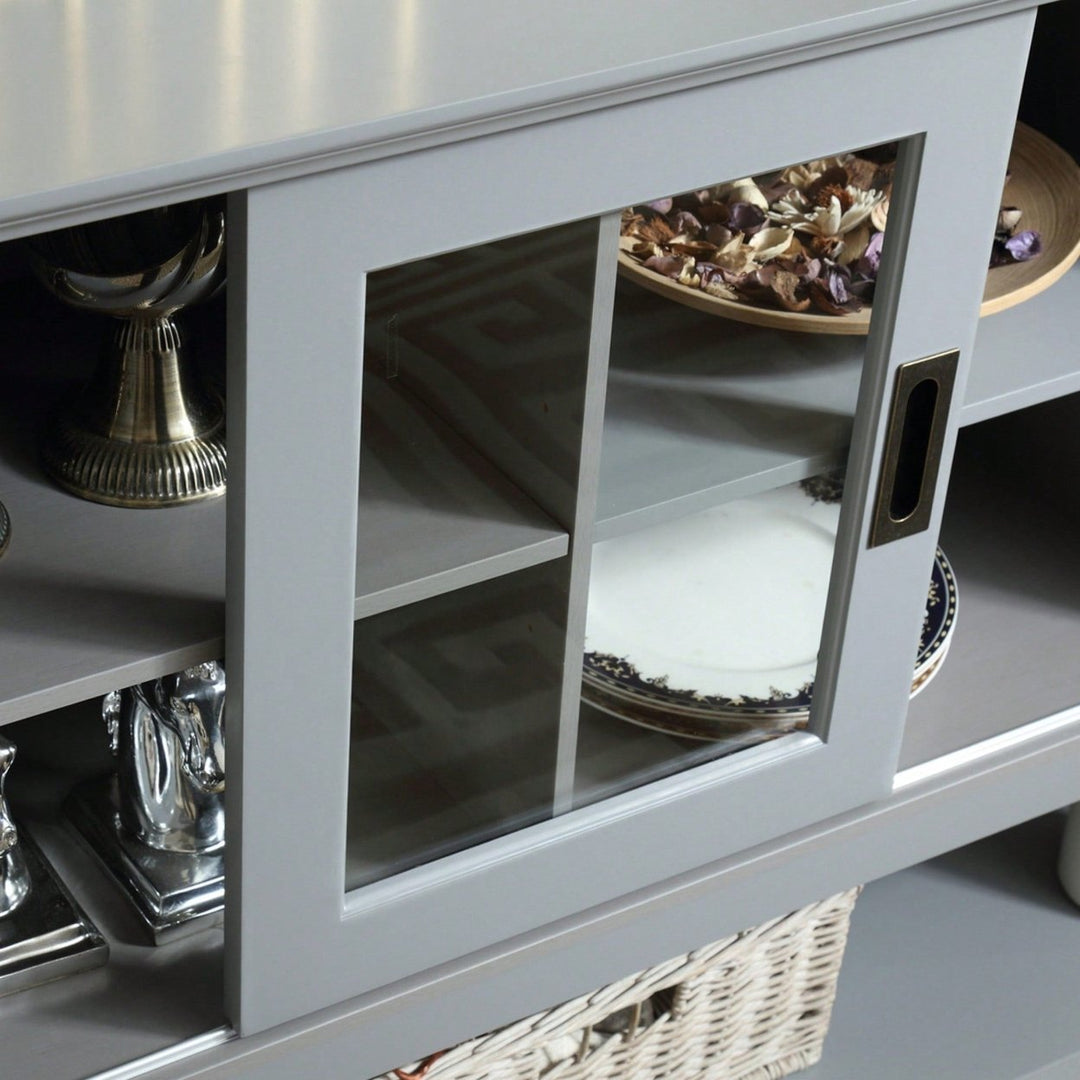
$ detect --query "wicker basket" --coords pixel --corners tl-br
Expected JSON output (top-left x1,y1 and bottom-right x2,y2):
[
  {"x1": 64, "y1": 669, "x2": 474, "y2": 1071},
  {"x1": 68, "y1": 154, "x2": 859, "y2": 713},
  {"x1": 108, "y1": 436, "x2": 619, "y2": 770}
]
[{"x1": 387, "y1": 888, "x2": 860, "y2": 1080}]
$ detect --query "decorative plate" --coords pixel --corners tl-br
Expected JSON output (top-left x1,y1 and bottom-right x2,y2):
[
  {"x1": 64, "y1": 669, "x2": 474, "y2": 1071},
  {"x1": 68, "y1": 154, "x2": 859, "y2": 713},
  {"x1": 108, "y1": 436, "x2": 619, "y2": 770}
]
[
  {"x1": 582, "y1": 479, "x2": 958, "y2": 740},
  {"x1": 617, "y1": 123, "x2": 1080, "y2": 335}
]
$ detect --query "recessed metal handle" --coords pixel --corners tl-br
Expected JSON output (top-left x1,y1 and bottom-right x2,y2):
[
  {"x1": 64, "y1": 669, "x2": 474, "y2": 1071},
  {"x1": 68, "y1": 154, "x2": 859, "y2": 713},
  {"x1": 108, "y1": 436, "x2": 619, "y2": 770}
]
[{"x1": 869, "y1": 349, "x2": 958, "y2": 547}]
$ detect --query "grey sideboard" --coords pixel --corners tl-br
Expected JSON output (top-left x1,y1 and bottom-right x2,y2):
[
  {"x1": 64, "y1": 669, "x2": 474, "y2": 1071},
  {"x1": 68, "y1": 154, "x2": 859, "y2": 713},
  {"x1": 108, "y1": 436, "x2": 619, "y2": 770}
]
[{"x1": 1, "y1": 2, "x2": 1079, "y2": 1078}]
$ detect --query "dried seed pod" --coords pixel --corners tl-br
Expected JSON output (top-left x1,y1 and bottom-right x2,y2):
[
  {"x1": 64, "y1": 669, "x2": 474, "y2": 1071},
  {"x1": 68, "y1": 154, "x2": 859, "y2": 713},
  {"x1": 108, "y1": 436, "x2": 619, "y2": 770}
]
[
  {"x1": 749, "y1": 226, "x2": 796, "y2": 263},
  {"x1": 767, "y1": 269, "x2": 811, "y2": 312},
  {"x1": 870, "y1": 197, "x2": 889, "y2": 233},
  {"x1": 998, "y1": 206, "x2": 1023, "y2": 232},
  {"x1": 837, "y1": 223, "x2": 871, "y2": 266},
  {"x1": 714, "y1": 177, "x2": 770, "y2": 211}
]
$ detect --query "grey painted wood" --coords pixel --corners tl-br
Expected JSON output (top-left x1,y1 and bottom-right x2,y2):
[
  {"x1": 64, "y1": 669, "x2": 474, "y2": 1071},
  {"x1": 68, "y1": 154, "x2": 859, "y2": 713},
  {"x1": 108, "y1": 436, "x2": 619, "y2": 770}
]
[
  {"x1": 800, "y1": 813, "x2": 1080, "y2": 1080},
  {"x1": 596, "y1": 283, "x2": 861, "y2": 539},
  {"x1": 901, "y1": 405, "x2": 1080, "y2": 768},
  {"x1": 553, "y1": 213, "x2": 622, "y2": 811},
  {"x1": 0, "y1": 702, "x2": 226, "y2": 1080},
  {"x1": 134, "y1": 714, "x2": 1080, "y2": 1080},
  {"x1": 223, "y1": 182, "x2": 365, "y2": 1035},
  {"x1": 221, "y1": 11, "x2": 1040, "y2": 1036},
  {"x1": 354, "y1": 377, "x2": 568, "y2": 619},
  {"x1": 0, "y1": 3, "x2": 1067, "y2": 1075},
  {"x1": 0, "y1": 280, "x2": 226, "y2": 724},
  {"x1": 0, "y1": 1, "x2": 1047, "y2": 240},
  {"x1": 963, "y1": 264, "x2": 1080, "y2": 425}
]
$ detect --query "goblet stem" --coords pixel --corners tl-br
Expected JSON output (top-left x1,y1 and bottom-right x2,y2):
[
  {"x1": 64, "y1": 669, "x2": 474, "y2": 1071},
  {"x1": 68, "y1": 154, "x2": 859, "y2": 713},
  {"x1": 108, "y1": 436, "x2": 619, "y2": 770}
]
[{"x1": 41, "y1": 313, "x2": 226, "y2": 507}]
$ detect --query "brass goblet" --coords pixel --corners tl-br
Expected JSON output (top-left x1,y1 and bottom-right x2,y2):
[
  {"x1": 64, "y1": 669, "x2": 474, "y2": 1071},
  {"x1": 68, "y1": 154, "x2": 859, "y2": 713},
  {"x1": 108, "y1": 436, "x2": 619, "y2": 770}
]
[{"x1": 25, "y1": 199, "x2": 226, "y2": 507}]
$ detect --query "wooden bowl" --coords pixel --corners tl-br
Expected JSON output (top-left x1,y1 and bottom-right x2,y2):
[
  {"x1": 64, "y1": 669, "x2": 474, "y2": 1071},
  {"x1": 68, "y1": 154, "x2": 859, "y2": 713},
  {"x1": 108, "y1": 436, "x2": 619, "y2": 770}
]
[{"x1": 617, "y1": 123, "x2": 1080, "y2": 335}]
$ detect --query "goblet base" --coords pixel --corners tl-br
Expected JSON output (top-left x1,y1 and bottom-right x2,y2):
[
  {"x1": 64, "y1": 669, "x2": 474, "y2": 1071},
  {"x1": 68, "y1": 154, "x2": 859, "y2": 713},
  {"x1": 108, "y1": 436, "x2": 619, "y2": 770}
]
[
  {"x1": 42, "y1": 412, "x2": 227, "y2": 508},
  {"x1": 0, "y1": 501, "x2": 9, "y2": 557}
]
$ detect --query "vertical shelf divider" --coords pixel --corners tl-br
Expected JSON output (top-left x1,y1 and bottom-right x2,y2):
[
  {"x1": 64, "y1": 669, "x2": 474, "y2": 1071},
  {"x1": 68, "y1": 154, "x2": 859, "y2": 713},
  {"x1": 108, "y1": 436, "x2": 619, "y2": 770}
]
[{"x1": 553, "y1": 212, "x2": 621, "y2": 813}]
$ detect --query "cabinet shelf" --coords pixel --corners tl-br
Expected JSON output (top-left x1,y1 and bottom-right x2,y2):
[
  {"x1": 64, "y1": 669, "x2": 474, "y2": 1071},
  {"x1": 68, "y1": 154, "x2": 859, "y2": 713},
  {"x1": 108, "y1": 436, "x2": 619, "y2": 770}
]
[
  {"x1": 804, "y1": 812, "x2": 1080, "y2": 1080},
  {"x1": 596, "y1": 282, "x2": 860, "y2": 540},
  {"x1": 0, "y1": 702, "x2": 226, "y2": 1080},
  {"x1": 0, "y1": 279, "x2": 567, "y2": 722},
  {"x1": 900, "y1": 395, "x2": 1080, "y2": 769},
  {"x1": 0, "y1": 280, "x2": 226, "y2": 725},
  {"x1": 963, "y1": 263, "x2": 1080, "y2": 425},
  {"x1": 355, "y1": 377, "x2": 568, "y2": 619}
]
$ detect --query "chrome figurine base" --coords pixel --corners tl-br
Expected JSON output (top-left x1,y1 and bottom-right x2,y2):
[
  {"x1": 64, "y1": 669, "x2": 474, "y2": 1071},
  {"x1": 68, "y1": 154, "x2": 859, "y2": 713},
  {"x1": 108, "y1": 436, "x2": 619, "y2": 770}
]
[
  {"x1": 66, "y1": 778, "x2": 224, "y2": 945},
  {"x1": 0, "y1": 828, "x2": 109, "y2": 998},
  {"x1": 0, "y1": 501, "x2": 9, "y2": 557}
]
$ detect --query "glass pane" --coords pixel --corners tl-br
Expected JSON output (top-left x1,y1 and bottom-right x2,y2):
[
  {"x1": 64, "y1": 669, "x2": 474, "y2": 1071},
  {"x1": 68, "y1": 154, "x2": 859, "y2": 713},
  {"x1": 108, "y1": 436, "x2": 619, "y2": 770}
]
[
  {"x1": 575, "y1": 140, "x2": 936, "y2": 806},
  {"x1": 345, "y1": 221, "x2": 598, "y2": 890},
  {"x1": 346, "y1": 561, "x2": 568, "y2": 889}
]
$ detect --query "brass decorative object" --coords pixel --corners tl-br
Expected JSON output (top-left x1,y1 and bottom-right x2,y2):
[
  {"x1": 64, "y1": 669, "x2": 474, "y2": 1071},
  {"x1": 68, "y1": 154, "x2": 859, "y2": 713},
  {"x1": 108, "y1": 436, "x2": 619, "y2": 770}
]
[
  {"x1": 25, "y1": 199, "x2": 226, "y2": 507},
  {"x1": 0, "y1": 734, "x2": 108, "y2": 997},
  {"x1": 67, "y1": 662, "x2": 226, "y2": 943}
]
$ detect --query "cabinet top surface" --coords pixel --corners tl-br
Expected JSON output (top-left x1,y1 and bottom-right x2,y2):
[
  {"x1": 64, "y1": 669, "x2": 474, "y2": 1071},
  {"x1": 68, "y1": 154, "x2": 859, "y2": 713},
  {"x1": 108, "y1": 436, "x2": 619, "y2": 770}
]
[{"x1": 0, "y1": 0, "x2": 1041, "y2": 232}]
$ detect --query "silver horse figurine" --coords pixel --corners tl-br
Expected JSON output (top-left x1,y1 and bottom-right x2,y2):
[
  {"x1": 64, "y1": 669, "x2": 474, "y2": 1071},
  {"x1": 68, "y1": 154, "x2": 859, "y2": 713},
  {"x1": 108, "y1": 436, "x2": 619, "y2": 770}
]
[
  {"x1": 104, "y1": 661, "x2": 226, "y2": 854},
  {"x1": 0, "y1": 735, "x2": 31, "y2": 918}
]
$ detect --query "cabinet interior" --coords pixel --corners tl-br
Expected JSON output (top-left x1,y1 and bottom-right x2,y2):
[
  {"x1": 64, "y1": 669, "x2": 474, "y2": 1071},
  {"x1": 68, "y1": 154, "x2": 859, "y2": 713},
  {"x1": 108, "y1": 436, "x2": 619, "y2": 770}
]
[
  {"x1": 901, "y1": 387, "x2": 1080, "y2": 770},
  {"x1": 1, "y1": 7, "x2": 1078, "y2": 1076}
]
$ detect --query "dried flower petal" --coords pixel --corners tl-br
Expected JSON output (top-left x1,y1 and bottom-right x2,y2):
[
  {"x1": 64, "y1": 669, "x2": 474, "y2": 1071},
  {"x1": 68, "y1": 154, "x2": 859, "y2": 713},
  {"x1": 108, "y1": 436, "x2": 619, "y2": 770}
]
[
  {"x1": 705, "y1": 223, "x2": 734, "y2": 246},
  {"x1": 696, "y1": 203, "x2": 730, "y2": 226},
  {"x1": 712, "y1": 239, "x2": 758, "y2": 276},
  {"x1": 671, "y1": 210, "x2": 703, "y2": 236},
  {"x1": 827, "y1": 265, "x2": 853, "y2": 305},
  {"x1": 642, "y1": 254, "x2": 686, "y2": 279},
  {"x1": 635, "y1": 216, "x2": 677, "y2": 246},
  {"x1": 1004, "y1": 229, "x2": 1042, "y2": 261},
  {"x1": 645, "y1": 198, "x2": 673, "y2": 214},
  {"x1": 870, "y1": 196, "x2": 889, "y2": 233},
  {"x1": 713, "y1": 177, "x2": 770, "y2": 211},
  {"x1": 857, "y1": 230, "x2": 885, "y2": 278},
  {"x1": 698, "y1": 267, "x2": 740, "y2": 300},
  {"x1": 778, "y1": 156, "x2": 852, "y2": 190},
  {"x1": 837, "y1": 223, "x2": 871, "y2": 266},
  {"x1": 808, "y1": 277, "x2": 862, "y2": 316},
  {"x1": 843, "y1": 157, "x2": 880, "y2": 192},
  {"x1": 998, "y1": 206, "x2": 1023, "y2": 232},
  {"x1": 670, "y1": 240, "x2": 719, "y2": 260},
  {"x1": 767, "y1": 269, "x2": 812, "y2": 312},
  {"x1": 727, "y1": 202, "x2": 766, "y2": 234},
  {"x1": 768, "y1": 186, "x2": 884, "y2": 239},
  {"x1": 749, "y1": 226, "x2": 796, "y2": 262}
]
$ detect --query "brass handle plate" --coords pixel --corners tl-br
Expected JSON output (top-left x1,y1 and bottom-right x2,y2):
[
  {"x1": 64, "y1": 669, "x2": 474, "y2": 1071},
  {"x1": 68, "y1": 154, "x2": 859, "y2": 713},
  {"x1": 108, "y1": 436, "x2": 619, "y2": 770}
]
[{"x1": 869, "y1": 349, "x2": 959, "y2": 548}]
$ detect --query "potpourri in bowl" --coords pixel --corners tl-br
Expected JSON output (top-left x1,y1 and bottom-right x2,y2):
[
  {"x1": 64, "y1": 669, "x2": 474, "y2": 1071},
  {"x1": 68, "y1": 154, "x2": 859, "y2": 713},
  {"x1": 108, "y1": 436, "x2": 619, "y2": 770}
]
[{"x1": 620, "y1": 132, "x2": 1054, "y2": 330}]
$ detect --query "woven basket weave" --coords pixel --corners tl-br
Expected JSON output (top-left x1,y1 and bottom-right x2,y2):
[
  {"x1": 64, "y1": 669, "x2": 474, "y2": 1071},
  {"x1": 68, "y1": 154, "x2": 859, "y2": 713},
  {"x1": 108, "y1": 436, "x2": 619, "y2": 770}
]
[{"x1": 387, "y1": 888, "x2": 860, "y2": 1080}]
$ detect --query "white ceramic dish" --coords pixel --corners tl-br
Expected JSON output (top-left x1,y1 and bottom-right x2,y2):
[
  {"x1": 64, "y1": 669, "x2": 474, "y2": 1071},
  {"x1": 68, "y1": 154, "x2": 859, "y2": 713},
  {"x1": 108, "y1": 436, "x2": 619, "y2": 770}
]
[{"x1": 583, "y1": 477, "x2": 957, "y2": 739}]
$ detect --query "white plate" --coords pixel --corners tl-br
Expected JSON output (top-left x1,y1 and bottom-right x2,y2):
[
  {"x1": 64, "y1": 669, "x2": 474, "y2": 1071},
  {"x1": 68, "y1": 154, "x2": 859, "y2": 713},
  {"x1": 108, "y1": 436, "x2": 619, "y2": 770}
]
[{"x1": 583, "y1": 477, "x2": 956, "y2": 739}]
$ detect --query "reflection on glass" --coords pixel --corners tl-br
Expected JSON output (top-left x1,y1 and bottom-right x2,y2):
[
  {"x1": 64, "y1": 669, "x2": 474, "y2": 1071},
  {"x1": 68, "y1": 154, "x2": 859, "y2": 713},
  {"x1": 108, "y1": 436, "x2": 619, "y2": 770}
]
[
  {"x1": 346, "y1": 562, "x2": 567, "y2": 890},
  {"x1": 575, "y1": 141, "x2": 920, "y2": 808},
  {"x1": 345, "y1": 220, "x2": 599, "y2": 891}
]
